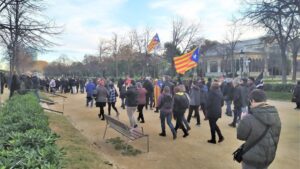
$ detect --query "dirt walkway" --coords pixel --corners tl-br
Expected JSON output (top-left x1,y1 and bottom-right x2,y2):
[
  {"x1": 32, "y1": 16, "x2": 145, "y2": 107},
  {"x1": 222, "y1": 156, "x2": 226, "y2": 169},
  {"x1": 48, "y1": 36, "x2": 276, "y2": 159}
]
[{"x1": 50, "y1": 92, "x2": 300, "y2": 169}]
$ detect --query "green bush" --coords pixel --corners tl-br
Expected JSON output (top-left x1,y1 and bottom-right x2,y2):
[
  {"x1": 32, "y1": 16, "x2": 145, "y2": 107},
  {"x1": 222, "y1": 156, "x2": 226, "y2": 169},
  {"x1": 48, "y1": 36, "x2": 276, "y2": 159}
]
[
  {"x1": 0, "y1": 93, "x2": 63, "y2": 169},
  {"x1": 264, "y1": 83, "x2": 295, "y2": 92}
]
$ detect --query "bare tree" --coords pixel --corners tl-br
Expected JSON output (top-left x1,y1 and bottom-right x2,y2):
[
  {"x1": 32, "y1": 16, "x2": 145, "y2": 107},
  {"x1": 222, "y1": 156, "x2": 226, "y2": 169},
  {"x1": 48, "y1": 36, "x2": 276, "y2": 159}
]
[
  {"x1": 110, "y1": 32, "x2": 123, "y2": 77},
  {"x1": 0, "y1": 0, "x2": 61, "y2": 96},
  {"x1": 289, "y1": 37, "x2": 300, "y2": 81},
  {"x1": 224, "y1": 21, "x2": 243, "y2": 77},
  {"x1": 98, "y1": 39, "x2": 110, "y2": 61},
  {"x1": 241, "y1": 0, "x2": 299, "y2": 83},
  {"x1": 170, "y1": 17, "x2": 201, "y2": 75}
]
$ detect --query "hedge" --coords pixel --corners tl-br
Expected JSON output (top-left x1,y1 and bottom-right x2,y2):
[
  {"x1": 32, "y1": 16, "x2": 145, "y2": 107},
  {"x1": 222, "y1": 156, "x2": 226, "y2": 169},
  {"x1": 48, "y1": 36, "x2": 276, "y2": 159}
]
[
  {"x1": 264, "y1": 83, "x2": 295, "y2": 92},
  {"x1": 0, "y1": 93, "x2": 63, "y2": 168}
]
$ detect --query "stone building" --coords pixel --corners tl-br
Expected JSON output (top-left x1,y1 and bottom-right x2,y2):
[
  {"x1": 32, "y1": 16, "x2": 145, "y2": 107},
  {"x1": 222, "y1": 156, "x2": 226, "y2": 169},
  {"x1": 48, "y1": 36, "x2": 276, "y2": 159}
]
[{"x1": 200, "y1": 38, "x2": 300, "y2": 78}]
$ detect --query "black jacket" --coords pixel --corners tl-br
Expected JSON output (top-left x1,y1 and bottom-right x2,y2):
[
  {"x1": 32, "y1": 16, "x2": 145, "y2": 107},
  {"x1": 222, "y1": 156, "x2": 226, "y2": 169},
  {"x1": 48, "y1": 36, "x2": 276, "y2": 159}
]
[
  {"x1": 143, "y1": 80, "x2": 154, "y2": 93},
  {"x1": 223, "y1": 82, "x2": 234, "y2": 100},
  {"x1": 173, "y1": 92, "x2": 189, "y2": 113},
  {"x1": 293, "y1": 84, "x2": 300, "y2": 102},
  {"x1": 206, "y1": 89, "x2": 224, "y2": 119},
  {"x1": 233, "y1": 85, "x2": 242, "y2": 108},
  {"x1": 125, "y1": 86, "x2": 138, "y2": 107}
]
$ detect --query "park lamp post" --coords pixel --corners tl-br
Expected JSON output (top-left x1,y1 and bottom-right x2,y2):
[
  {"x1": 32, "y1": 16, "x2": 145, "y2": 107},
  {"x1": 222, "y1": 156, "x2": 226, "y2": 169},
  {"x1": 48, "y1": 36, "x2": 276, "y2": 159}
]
[{"x1": 240, "y1": 50, "x2": 245, "y2": 78}]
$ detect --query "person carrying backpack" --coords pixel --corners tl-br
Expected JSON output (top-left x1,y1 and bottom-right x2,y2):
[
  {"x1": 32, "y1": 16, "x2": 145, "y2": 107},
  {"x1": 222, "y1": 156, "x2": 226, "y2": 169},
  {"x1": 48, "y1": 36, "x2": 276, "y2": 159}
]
[
  {"x1": 157, "y1": 86, "x2": 176, "y2": 139},
  {"x1": 173, "y1": 85, "x2": 190, "y2": 138}
]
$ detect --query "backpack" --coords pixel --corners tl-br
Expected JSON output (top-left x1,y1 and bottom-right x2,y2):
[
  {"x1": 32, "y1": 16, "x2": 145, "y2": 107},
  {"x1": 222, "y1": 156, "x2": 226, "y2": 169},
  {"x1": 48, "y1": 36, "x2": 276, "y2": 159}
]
[
  {"x1": 160, "y1": 94, "x2": 172, "y2": 109},
  {"x1": 181, "y1": 93, "x2": 190, "y2": 109}
]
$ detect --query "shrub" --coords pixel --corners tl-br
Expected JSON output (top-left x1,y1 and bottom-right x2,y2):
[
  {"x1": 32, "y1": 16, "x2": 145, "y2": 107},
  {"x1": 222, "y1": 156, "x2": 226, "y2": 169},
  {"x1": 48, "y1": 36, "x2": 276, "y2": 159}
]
[
  {"x1": 0, "y1": 93, "x2": 63, "y2": 168},
  {"x1": 264, "y1": 83, "x2": 295, "y2": 92}
]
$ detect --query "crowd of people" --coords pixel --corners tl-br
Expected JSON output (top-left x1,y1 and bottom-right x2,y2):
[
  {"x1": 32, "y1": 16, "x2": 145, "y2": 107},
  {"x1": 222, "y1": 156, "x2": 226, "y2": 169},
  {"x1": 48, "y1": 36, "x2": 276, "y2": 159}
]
[{"x1": 1, "y1": 71, "x2": 299, "y2": 169}]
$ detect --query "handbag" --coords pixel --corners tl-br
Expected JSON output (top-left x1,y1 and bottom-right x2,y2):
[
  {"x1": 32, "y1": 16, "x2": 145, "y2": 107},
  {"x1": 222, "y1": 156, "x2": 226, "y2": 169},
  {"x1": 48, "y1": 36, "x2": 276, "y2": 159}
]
[{"x1": 233, "y1": 118, "x2": 270, "y2": 163}]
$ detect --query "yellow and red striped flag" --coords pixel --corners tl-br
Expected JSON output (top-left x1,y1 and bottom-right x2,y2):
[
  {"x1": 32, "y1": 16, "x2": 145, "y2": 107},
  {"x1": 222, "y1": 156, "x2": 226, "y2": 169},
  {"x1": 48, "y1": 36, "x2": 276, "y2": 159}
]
[
  {"x1": 147, "y1": 33, "x2": 160, "y2": 53},
  {"x1": 173, "y1": 48, "x2": 200, "y2": 74}
]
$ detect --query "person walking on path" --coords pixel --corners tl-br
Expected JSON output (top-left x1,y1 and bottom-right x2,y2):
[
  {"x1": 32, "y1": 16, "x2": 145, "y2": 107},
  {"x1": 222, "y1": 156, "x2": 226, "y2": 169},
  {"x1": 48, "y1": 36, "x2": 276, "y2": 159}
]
[
  {"x1": 187, "y1": 81, "x2": 201, "y2": 126},
  {"x1": 199, "y1": 80, "x2": 208, "y2": 120},
  {"x1": 153, "y1": 79, "x2": 161, "y2": 113},
  {"x1": 173, "y1": 85, "x2": 190, "y2": 138},
  {"x1": 237, "y1": 89, "x2": 281, "y2": 169},
  {"x1": 107, "y1": 81, "x2": 120, "y2": 118},
  {"x1": 136, "y1": 82, "x2": 147, "y2": 123},
  {"x1": 49, "y1": 78, "x2": 56, "y2": 94},
  {"x1": 206, "y1": 81, "x2": 224, "y2": 144},
  {"x1": 223, "y1": 79, "x2": 234, "y2": 116},
  {"x1": 293, "y1": 81, "x2": 300, "y2": 109},
  {"x1": 125, "y1": 81, "x2": 139, "y2": 128},
  {"x1": 95, "y1": 79, "x2": 109, "y2": 120},
  {"x1": 241, "y1": 78, "x2": 250, "y2": 115},
  {"x1": 143, "y1": 77, "x2": 154, "y2": 110},
  {"x1": 119, "y1": 83, "x2": 126, "y2": 109},
  {"x1": 85, "y1": 79, "x2": 96, "y2": 107},
  {"x1": 229, "y1": 78, "x2": 243, "y2": 128},
  {"x1": 158, "y1": 86, "x2": 176, "y2": 139}
]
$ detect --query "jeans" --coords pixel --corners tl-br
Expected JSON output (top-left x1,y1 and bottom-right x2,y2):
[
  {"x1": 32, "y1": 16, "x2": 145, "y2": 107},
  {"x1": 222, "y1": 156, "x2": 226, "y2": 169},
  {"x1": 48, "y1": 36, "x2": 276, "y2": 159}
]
[
  {"x1": 225, "y1": 100, "x2": 232, "y2": 115},
  {"x1": 160, "y1": 112, "x2": 175, "y2": 134},
  {"x1": 208, "y1": 118, "x2": 223, "y2": 141},
  {"x1": 242, "y1": 106, "x2": 248, "y2": 113},
  {"x1": 187, "y1": 105, "x2": 200, "y2": 124},
  {"x1": 126, "y1": 106, "x2": 137, "y2": 127},
  {"x1": 242, "y1": 162, "x2": 267, "y2": 169},
  {"x1": 232, "y1": 107, "x2": 242, "y2": 125},
  {"x1": 137, "y1": 104, "x2": 145, "y2": 122}
]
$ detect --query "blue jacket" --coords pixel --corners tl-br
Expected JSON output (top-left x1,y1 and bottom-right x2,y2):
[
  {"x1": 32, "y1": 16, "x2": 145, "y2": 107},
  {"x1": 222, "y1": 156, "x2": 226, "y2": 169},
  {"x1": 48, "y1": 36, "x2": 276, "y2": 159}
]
[{"x1": 85, "y1": 82, "x2": 96, "y2": 97}]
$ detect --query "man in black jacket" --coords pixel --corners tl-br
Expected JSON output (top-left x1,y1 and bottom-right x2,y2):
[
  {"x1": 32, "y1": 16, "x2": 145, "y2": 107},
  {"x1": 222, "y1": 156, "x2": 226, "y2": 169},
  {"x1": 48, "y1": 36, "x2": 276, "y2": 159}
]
[
  {"x1": 229, "y1": 78, "x2": 242, "y2": 128},
  {"x1": 143, "y1": 77, "x2": 154, "y2": 110}
]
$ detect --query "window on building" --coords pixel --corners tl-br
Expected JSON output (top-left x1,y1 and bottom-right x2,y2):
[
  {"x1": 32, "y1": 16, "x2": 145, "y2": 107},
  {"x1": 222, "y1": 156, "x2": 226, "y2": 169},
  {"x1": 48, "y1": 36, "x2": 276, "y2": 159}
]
[{"x1": 210, "y1": 61, "x2": 218, "y2": 72}]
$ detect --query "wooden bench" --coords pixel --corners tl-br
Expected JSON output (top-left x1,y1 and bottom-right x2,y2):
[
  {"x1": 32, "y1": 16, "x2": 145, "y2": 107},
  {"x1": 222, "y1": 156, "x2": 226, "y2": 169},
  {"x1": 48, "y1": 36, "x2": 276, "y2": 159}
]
[{"x1": 103, "y1": 114, "x2": 149, "y2": 152}]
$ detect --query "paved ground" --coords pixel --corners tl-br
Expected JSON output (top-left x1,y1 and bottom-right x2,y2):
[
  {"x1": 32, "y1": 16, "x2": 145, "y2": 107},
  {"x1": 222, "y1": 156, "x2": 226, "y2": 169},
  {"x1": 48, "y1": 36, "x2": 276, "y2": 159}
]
[{"x1": 47, "y1": 91, "x2": 299, "y2": 169}]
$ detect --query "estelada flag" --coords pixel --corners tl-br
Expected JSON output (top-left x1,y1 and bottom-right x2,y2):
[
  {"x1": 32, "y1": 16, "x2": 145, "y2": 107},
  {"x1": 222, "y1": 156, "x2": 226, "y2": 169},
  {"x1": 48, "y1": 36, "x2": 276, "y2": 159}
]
[
  {"x1": 147, "y1": 33, "x2": 160, "y2": 53},
  {"x1": 173, "y1": 48, "x2": 200, "y2": 74}
]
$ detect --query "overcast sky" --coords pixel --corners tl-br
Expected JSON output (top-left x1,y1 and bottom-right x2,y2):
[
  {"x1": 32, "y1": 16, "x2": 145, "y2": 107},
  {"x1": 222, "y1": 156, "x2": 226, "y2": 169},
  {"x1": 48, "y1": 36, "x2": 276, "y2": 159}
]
[{"x1": 2, "y1": 0, "x2": 266, "y2": 63}]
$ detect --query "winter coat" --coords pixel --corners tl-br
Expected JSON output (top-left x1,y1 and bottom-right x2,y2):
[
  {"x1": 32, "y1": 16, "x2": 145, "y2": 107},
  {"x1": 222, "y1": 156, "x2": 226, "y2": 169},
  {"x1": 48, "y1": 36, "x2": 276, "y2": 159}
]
[
  {"x1": 233, "y1": 85, "x2": 242, "y2": 108},
  {"x1": 240, "y1": 84, "x2": 249, "y2": 107},
  {"x1": 125, "y1": 86, "x2": 138, "y2": 107},
  {"x1": 120, "y1": 85, "x2": 127, "y2": 99},
  {"x1": 108, "y1": 86, "x2": 118, "y2": 103},
  {"x1": 85, "y1": 82, "x2": 96, "y2": 97},
  {"x1": 137, "y1": 87, "x2": 147, "y2": 105},
  {"x1": 248, "y1": 83, "x2": 256, "y2": 94},
  {"x1": 189, "y1": 85, "x2": 201, "y2": 106},
  {"x1": 293, "y1": 84, "x2": 300, "y2": 102},
  {"x1": 143, "y1": 80, "x2": 154, "y2": 93},
  {"x1": 206, "y1": 89, "x2": 224, "y2": 119},
  {"x1": 199, "y1": 84, "x2": 208, "y2": 104},
  {"x1": 237, "y1": 103, "x2": 281, "y2": 168},
  {"x1": 95, "y1": 85, "x2": 108, "y2": 103},
  {"x1": 223, "y1": 83, "x2": 234, "y2": 101},
  {"x1": 157, "y1": 93, "x2": 173, "y2": 114},
  {"x1": 173, "y1": 92, "x2": 189, "y2": 113}
]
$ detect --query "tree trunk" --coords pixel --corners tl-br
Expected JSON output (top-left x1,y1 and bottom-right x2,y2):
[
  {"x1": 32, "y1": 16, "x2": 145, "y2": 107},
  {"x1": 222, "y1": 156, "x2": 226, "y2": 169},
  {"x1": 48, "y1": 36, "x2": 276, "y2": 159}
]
[
  {"x1": 292, "y1": 53, "x2": 298, "y2": 82},
  {"x1": 280, "y1": 48, "x2": 288, "y2": 84}
]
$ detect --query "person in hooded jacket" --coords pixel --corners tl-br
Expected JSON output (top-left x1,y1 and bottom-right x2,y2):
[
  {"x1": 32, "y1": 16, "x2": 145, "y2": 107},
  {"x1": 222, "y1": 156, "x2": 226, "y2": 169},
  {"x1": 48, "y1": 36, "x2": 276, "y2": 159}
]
[
  {"x1": 85, "y1": 79, "x2": 96, "y2": 107},
  {"x1": 125, "y1": 81, "x2": 139, "y2": 128},
  {"x1": 107, "y1": 81, "x2": 119, "y2": 117},
  {"x1": 237, "y1": 89, "x2": 281, "y2": 169},
  {"x1": 206, "y1": 81, "x2": 224, "y2": 144},
  {"x1": 157, "y1": 86, "x2": 176, "y2": 139},
  {"x1": 136, "y1": 82, "x2": 147, "y2": 123},
  {"x1": 187, "y1": 81, "x2": 201, "y2": 126},
  {"x1": 229, "y1": 78, "x2": 243, "y2": 128},
  {"x1": 173, "y1": 85, "x2": 189, "y2": 138},
  {"x1": 95, "y1": 79, "x2": 109, "y2": 120},
  {"x1": 293, "y1": 81, "x2": 300, "y2": 109}
]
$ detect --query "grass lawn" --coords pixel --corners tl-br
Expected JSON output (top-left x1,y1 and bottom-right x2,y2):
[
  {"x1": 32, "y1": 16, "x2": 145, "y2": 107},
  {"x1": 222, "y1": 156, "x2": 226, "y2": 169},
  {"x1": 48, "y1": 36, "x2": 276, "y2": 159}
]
[
  {"x1": 46, "y1": 112, "x2": 115, "y2": 169},
  {"x1": 266, "y1": 91, "x2": 293, "y2": 101}
]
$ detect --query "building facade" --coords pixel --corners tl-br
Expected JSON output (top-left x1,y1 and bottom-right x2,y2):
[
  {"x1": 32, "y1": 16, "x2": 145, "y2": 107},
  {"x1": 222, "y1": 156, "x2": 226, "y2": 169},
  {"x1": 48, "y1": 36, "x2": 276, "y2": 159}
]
[{"x1": 200, "y1": 38, "x2": 300, "y2": 78}]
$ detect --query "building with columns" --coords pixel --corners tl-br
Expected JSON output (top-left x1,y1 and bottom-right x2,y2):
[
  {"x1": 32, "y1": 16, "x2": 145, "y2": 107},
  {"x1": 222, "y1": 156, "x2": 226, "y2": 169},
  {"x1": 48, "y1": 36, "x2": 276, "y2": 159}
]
[{"x1": 200, "y1": 38, "x2": 300, "y2": 78}]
